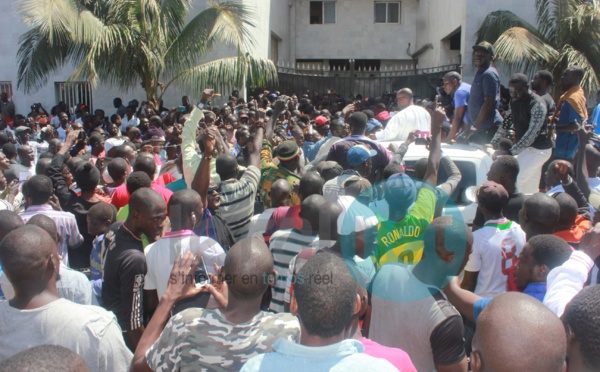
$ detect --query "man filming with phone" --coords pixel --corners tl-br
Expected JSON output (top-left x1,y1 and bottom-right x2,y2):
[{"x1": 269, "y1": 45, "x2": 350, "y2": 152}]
[{"x1": 143, "y1": 189, "x2": 226, "y2": 317}]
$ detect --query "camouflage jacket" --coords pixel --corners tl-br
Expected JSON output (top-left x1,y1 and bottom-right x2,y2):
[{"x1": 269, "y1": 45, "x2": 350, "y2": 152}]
[{"x1": 146, "y1": 308, "x2": 300, "y2": 371}]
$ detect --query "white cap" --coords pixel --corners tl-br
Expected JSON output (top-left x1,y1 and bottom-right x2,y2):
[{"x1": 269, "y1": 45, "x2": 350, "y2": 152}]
[{"x1": 105, "y1": 138, "x2": 125, "y2": 153}]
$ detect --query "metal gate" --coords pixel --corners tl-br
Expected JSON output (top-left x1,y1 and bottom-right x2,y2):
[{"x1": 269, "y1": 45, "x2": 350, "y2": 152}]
[
  {"x1": 54, "y1": 81, "x2": 93, "y2": 113},
  {"x1": 267, "y1": 62, "x2": 461, "y2": 100}
]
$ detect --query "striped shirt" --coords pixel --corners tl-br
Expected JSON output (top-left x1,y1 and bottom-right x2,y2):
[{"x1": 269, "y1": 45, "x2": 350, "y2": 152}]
[
  {"x1": 20, "y1": 204, "x2": 84, "y2": 267},
  {"x1": 269, "y1": 229, "x2": 319, "y2": 313},
  {"x1": 219, "y1": 165, "x2": 261, "y2": 240}
]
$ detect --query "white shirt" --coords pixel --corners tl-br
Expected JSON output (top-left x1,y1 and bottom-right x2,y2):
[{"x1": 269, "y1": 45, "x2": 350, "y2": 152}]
[
  {"x1": 376, "y1": 105, "x2": 431, "y2": 141},
  {"x1": 247, "y1": 208, "x2": 276, "y2": 241},
  {"x1": 1, "y1": 263, "x2": 93, "y2": 305},
  {"x1": 144, "y1": 230, "x2": 225, "y2": 298},
  {"x1": 120, "y1": 115, "x2": 139, "y2": 134},
  {"x1": 464, "y1": 218, "x2": 526, "y2": 297},
  {"x1": 0, "y1": 298, "x2": 132, "y2": 372}
]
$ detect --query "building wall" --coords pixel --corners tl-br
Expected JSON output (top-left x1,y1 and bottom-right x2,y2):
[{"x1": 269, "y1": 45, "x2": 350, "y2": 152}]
[
  {"x1": 415, "y1": 0, "x2": 467, "y2": 68},
  {"x1": 269, "y1": 0, "x2": 291, "y2": 62},
  {"x1": 293, "y1": 0, "x2": 418, "y2": 61}
]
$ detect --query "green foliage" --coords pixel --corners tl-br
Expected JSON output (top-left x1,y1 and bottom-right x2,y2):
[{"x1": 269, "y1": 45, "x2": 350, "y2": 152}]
[
  {"x1": 476, "y1": 0, "x2": 600, "y2": 95},
  {"x1": 15, "y1": 0, "x2": 277, "y2": 105}
]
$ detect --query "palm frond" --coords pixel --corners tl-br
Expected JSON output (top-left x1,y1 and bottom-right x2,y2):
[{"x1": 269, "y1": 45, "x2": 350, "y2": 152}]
[
  {"x1": 552, "y1": 45, "x2": 600, "y2": 95},
  {"x1": 492, "y1": 27, "x2": 559, "y2": 76},
  {"x1": 164, "y1": 2, "x2": 256, "y2": 72},
  {"x1": 163, "y1": 55, "x2": 277, "y2": 99},
  {"x1": 475, "y1": 10, "x2": 541, "y2": 44},
  {"x1": 535, "y1": 0, "x2": 560, "y2": 44}
]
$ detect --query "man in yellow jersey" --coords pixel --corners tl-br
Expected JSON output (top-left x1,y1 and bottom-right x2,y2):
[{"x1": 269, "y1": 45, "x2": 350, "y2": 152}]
[{"x1": 375, "y1": 107, "x2": 444, "y2": 266}]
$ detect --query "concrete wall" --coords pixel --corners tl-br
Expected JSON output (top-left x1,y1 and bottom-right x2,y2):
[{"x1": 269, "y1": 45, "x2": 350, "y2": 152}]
[
  {"x1": 269, "y1": 0, "x2": 291, "y2": 62},
  {"x1": 415, "y1": 0, "x2": 466, "y2": 68},
  {"x1": 292, "y1": 0, "x2": 419, "y2": 61}
]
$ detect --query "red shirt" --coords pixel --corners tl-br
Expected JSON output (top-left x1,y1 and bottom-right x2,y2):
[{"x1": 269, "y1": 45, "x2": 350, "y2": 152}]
[{"x1": 263, "y1": 206, "x2": 302, "y2": 243}]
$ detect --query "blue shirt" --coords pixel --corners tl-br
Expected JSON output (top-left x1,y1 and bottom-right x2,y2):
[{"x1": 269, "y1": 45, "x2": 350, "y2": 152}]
[
  {"x1": 555, "y1": 101, "x2": 582, "y2": 160},
  {"x1": 467, "y1": 65, "x2": 503, "y2": 131},
  {"x1": 454, "y1": 82, "x2": 471, "y2": 122},
  {"x1": 303, "y1": 132, "x2": 332, "y2": 162},
  {"x1": 473, "y1": 282, "x2": 547, "y2": 323},
  {"x1": 240, "y1": 339, "x2": 398, "y2": 372}
]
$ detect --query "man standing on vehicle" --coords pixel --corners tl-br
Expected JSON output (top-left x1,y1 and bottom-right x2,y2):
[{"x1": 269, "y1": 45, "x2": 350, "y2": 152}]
[
  {"x1": 443, "y1": 71, "x2": 471, "y2": 141},
  {"x1": 491, "y1": 74, "x2": 552, "y2": 194},
  {"x1": 460, "y1": 42, "x2": 503, "y2": 145}
]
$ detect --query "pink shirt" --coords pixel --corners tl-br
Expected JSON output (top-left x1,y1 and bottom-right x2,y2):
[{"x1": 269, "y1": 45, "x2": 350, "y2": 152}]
[
  {"x1": 110, "y1": 182, "x2": 173, "y2": 210},
  {"x1": 359, "y1": 337, "x2": 417, "y2": 372}
]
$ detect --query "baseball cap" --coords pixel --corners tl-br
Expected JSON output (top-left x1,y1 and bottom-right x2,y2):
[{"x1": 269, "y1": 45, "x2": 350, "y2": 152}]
[
  {"x1": 477, "y1": 181, "x2": 509, "y2": 209},
  {"x1": 347, "y1": 145, "x2": 376, "y2": 167},
  {"x1": 384, "y1": 173, "x2": 417, "y2": 210},
  {"x1": 275, "y1": 140, "x2": 300, "y2": 162},
  {"x1": 315, "y1": 116, "x2": 329, "y2": 126},
  {"x1": 15, "y1": 126, "x2": 31, "y2": 135},
  {"x1": 473, "y1": 41, "x2": 494, "y2": 56},
  {"x1": 104, "y1": 138, "x2": 125, "y2": 153},
  {"x1": 366, "y1": 118, "x2": 382, "y2": 133}
]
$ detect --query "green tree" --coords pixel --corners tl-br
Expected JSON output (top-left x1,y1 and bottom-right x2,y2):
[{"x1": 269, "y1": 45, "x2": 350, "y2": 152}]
[
  {"x1": 476, "y1": 0, "x2": 600, "y2": 95},
  {"x1": 16, "y1": 0, "x2": 277, "y2": 108}
]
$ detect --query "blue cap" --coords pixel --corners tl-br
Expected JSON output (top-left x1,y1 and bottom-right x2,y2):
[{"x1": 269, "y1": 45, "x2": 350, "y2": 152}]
[
  {"x1": 347, "y1": 145, "x2": 377, "y2": 166},
  {"x1": 384, "y1": 174, "x2": 417, "y2": 210},
  {"x1": 366, "y1": 118, "x2": 382, "y2": 133}
]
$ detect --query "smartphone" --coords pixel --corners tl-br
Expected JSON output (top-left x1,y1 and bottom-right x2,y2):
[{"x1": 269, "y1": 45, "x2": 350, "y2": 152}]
[
  {"x1": 177, "y1": 106, "x2": 186, "y2": 112},
  {"x1": 194, "y1": 258, "x2": 211, "y2": 288}
]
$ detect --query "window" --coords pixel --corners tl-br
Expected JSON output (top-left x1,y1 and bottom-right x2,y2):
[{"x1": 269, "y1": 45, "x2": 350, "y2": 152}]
[
  {"x1": 310, "y1": 1, "x2": 336, "y2": 24},
  {"x1": 375, "y1": 2, "x2": 400, "y2": 23},
  {"x1": 0, "y1": 82, "x2": 13, "y2": 100},
  {"x1": 54, "y1": 82, "x2": 93, "y2": 113}
]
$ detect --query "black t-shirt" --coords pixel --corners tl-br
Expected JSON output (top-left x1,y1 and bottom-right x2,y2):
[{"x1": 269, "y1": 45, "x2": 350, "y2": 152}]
[
  {"x1": 101, "y1": 221, "x2": 147, "y2": 332},
  {"x1": 68, "y1": 197, "x2": 101, "y2": 270},
  {"x1": 473, "y1": 192, "x2": 526, "y2": 229}
]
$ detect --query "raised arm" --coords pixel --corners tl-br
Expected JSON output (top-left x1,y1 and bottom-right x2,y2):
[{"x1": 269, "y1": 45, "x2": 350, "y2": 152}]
[
  {"x1": 265, "y1": 100, "x2": 286, "y2": 143},
  {"x1": 247, "y1": 124, "x2": 265, "y2": 169},
  {"x1": 191, "y1": 128, "x2": 216, "y2": 208},
  {"x1": 576, "y1": 127, "x2": 593, "y2": 198},
  {"x1": 181, "y1": 108, "x2": 204, "y2": 188},
  {"x1": 423, "y1": 108, "x2": 444, "y2": 186}
]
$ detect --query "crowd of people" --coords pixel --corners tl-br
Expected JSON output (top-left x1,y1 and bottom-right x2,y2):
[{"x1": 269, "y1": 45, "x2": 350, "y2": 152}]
[{"x1": 0, "y1": 40, "x2": 599, "y2": 372}]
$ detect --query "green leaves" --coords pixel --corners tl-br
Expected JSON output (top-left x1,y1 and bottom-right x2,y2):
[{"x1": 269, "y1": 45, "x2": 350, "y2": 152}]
[
  {"x1": 15, "y1": 0, "x2": 276, "y2": 100},
  {"x1": 477, "y1": 1, "x2": 600, "y2": 96}
]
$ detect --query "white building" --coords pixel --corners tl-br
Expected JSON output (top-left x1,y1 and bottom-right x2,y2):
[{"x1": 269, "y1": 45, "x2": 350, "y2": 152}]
[{"x1": 0, "y1": 0, "x2": 537, "y2": 116}]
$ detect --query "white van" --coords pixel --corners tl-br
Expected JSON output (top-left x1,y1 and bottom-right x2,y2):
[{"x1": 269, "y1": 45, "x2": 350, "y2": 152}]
[{"x1": 394, "y1": 142, "x2": 493, "y2": 225}]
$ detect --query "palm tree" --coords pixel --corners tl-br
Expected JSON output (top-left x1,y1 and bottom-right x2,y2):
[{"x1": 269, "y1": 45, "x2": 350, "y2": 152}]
[
  {"x1": 15, "y1": 0, "x2": 277, "y2": 108},
  {"x1": 476, "y1": 0, "x2": 600, "y2": 96}
]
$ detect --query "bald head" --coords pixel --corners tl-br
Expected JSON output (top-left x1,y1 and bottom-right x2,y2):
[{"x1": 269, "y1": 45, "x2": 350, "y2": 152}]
[
  {"x1": 319, "y1": 201, "x2": 342, "y2": 240},
  {"x1": 0, "y1": 344, "x2": 89, "y2": 372},
  {"x1": 26, "y1": 214, "x2": 59, "y2": 243},
  {"x1": 215, "y1": 153, "x2": 239, "y2": 180},
  {"x1": 0, "y1": 210, "x2": 24, "y2": 241},
  {"x1": 133, "y1": 153, "x2": 157, "y2": 179},
  {"x1": 299, "y1": 171, "x2": 324, "y2": 200},
  {"x1": 0, "y1": 225, "x2": 58, "y2": 290},
  {"x1": 472, "y1": 292, "x2": 566, "y2": 372},
  {"x1": 270, "y1": 179, "x2": 292, "y2": 208},
  {"x1": 223, "y1": 237, "x2": 274, "y2": 300},
  {"x1": 300, "y1": 194, "x2": 326, "y2": 233},
  {"x1": 521, "y1": 193, "x2": 560, "y2": 239},
  {"x1": 129, "y1": 187, "x2": 165, "y2": 215},
  {"x1": 168, "y1": 189, "x2": 203, "y2": 231}
]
